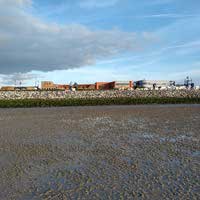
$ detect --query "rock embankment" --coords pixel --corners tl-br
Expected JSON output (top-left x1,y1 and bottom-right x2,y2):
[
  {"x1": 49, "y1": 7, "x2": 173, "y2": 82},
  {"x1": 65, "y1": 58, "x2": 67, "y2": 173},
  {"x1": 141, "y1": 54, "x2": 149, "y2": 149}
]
[{"x1": 0, "y1": 90, "x2": 200, "y2": 100}]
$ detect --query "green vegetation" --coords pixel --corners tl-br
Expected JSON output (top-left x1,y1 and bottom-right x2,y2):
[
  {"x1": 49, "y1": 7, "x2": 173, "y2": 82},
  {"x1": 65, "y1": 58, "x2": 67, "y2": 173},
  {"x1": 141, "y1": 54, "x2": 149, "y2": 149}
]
[{"x1": 0, "y1": 97, "x2": 200, "y2": 108}]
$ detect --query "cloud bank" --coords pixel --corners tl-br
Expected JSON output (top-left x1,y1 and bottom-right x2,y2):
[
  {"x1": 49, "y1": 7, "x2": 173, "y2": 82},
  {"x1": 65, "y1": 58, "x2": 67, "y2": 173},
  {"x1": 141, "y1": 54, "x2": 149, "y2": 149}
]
[
  {"x1": 0, "y1": 72, "x2": 41, "y2": 85},
  {"x1": 0, "y1": 0, "x2": 154, "y2": 75}
]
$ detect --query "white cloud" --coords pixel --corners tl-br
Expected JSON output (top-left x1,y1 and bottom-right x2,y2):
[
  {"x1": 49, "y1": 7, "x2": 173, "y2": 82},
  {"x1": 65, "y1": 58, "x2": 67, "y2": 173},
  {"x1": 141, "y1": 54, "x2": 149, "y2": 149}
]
[
  {"x1": 0, "y1": 72, "x2": 41, "y2": 86},
  {"x1": 0, "y1": 0, "x2": 154, "y2": 74},
  {"x1": 0, "y1": 0, "x2": 32, "y2": 7},
  {"x1": 79, "y1": 0, "x2": 119, "y2": 8},
  {"x1": 150, "y1": 0, "x2": 174, "y2": 5},
  {"x1": 136, "y1": 13, "x2": 200, "y2": 19}
]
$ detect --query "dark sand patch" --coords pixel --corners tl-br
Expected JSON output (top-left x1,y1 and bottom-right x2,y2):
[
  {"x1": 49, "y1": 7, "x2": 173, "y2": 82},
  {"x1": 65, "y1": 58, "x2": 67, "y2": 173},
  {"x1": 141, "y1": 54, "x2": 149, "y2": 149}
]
[{"x1": 0, "y1": 105, "x2": 199, "y2": 199}]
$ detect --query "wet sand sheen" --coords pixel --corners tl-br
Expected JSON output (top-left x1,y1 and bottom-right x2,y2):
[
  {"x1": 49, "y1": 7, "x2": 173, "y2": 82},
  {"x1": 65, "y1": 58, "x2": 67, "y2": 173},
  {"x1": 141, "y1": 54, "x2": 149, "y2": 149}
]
[{"x1": 0, "y1": 105, "x2": 200, "y2": 199}]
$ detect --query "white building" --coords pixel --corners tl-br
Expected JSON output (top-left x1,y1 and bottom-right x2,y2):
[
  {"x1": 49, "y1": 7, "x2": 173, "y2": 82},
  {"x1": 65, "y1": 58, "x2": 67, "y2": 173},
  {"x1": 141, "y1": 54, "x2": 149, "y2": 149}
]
[{"x1": 135, "y1": 80, "x2": 174, "y2": 90}]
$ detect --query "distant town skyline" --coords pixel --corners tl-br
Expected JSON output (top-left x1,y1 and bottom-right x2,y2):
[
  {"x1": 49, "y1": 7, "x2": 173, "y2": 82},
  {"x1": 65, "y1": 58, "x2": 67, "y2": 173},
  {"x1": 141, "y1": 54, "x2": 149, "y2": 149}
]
[{"x1": 0, "y1": 0, "x2": 200, "y2": 86}]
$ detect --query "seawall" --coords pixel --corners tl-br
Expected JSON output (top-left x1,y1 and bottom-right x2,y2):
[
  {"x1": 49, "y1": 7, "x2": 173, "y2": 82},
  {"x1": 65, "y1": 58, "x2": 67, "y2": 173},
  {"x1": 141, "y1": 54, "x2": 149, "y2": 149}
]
[{"x1": 0, "y1": 90, "x2": 200, "y2": 100}]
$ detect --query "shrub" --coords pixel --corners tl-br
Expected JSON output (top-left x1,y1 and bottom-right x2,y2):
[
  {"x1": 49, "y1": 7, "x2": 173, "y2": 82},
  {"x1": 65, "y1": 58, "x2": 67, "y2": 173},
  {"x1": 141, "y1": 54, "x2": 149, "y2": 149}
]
[{"x1": 0, "y1": 97, "x2": 200, "y2": 108}]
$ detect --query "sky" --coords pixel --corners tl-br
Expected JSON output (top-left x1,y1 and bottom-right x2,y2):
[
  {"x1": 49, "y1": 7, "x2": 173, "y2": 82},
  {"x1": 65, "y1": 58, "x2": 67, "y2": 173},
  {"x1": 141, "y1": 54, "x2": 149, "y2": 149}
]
[{"x1": 0, "y1": 0, "x2": 200, "y2": 86}]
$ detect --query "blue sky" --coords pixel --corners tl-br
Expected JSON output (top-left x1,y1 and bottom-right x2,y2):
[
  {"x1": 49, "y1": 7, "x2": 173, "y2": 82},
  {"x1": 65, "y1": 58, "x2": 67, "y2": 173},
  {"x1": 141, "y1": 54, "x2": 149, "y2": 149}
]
[{"x1": 0, "y1": 0, "x2": 200, "y2": 85}]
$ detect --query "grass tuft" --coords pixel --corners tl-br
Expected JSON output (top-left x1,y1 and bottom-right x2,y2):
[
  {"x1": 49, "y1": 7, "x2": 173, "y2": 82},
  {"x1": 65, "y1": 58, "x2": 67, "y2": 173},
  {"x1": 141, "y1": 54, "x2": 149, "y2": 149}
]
[{"x1": 0, "y1": 97, "x2": 200, "y2": 108}]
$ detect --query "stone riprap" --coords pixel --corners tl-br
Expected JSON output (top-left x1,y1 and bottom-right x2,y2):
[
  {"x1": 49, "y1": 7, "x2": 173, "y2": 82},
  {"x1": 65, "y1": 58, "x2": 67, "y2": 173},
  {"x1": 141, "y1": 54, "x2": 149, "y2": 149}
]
[{"x1": 0, "y1": 89, "x2": 200, "y2": 100}]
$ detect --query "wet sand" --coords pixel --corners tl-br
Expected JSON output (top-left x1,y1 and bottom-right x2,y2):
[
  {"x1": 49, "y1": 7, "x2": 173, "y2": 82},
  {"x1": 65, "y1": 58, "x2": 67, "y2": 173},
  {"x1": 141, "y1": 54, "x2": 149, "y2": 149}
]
[{"x1": 0, "y1": 105, "x2": 200, "y2": 199}]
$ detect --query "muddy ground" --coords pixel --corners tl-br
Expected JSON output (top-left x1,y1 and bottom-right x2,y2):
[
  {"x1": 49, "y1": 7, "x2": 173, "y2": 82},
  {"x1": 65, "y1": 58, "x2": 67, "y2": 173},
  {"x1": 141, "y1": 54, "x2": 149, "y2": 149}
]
[{"x1": 0, "y1": 105, "x2": 199, "y2": 200}]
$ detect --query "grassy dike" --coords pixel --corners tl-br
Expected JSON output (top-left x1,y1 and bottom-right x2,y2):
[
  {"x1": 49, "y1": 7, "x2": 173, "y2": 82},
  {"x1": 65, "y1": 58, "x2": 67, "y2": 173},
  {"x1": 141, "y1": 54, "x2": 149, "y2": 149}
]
[{"x1": 0, "y1": 97, "x2": 200, "y2": 108}]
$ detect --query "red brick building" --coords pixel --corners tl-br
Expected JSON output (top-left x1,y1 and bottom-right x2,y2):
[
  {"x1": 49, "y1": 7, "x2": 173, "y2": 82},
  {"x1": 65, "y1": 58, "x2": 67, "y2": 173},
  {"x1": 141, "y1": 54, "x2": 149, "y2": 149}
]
[
  {"x1": 41, "y1": 81, "x2": 69, "y2": 90},
  {"x1": 41, "y1": 81, "x2": 133, "y2": 91},
  {"x1": 95, "y1": 81, "x2": 133, "y2": 90},
  {"x1": 78, "y1": 84, "x2": 95, "y2": 90}
]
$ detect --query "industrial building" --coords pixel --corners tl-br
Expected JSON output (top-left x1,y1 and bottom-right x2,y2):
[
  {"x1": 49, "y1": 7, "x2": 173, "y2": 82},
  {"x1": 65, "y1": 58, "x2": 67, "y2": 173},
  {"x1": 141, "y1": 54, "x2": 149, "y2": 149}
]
[
  {"x1": 95, "y1": 81, "x2": 133, "y2": 90},
  {"x1": 0, "y1": 86, "x2": 38, "y2": 91},
  {"x1": 41, "y1": 81, "x2": 133, "y2": 91},
  {"x1": 134, "y1": 80, "x2": 173, "y2": 90},
  {"x1": 95, "y1": 82, "x2": 115, "y2": 90},
  {"x1": 1, "y1": 86, "x2": 15, "y2": 91},
  {"x1": 41, "y1": 81, "x2": 95, "y2": 91},
  {"x1": 41, "y1": 81, "x2": 69, "y2": 90},
  {"x1": 114, "y1": 81, "x2": 133, "y2": 90},
  {"x1": 77, "y1": 84, "x2": 95, "y2": 90},
  {"x1": 1, "y1": 76, "x2": 198, "y2": 91}
]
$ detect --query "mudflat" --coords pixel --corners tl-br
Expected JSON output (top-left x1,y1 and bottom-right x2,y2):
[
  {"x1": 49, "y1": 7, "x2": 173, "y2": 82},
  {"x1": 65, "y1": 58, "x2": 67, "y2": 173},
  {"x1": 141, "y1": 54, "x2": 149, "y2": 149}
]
[{"x1": 0, "y1": 105, "x2": 199, "y2": 199}]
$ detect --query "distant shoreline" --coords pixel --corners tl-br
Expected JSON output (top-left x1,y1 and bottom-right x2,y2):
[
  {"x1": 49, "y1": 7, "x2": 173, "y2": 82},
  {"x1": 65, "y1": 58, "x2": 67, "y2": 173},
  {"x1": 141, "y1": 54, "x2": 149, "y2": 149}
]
[{"x1": 0, "y1": 97, "x2": 200, "y2": 108}]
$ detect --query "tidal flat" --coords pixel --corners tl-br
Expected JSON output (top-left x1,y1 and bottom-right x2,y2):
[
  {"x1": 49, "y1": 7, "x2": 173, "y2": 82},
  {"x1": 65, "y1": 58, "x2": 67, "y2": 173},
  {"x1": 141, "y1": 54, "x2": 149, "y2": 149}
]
[{"x1": 0, "y1": 105, "x2": 199, "y2": 200}]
